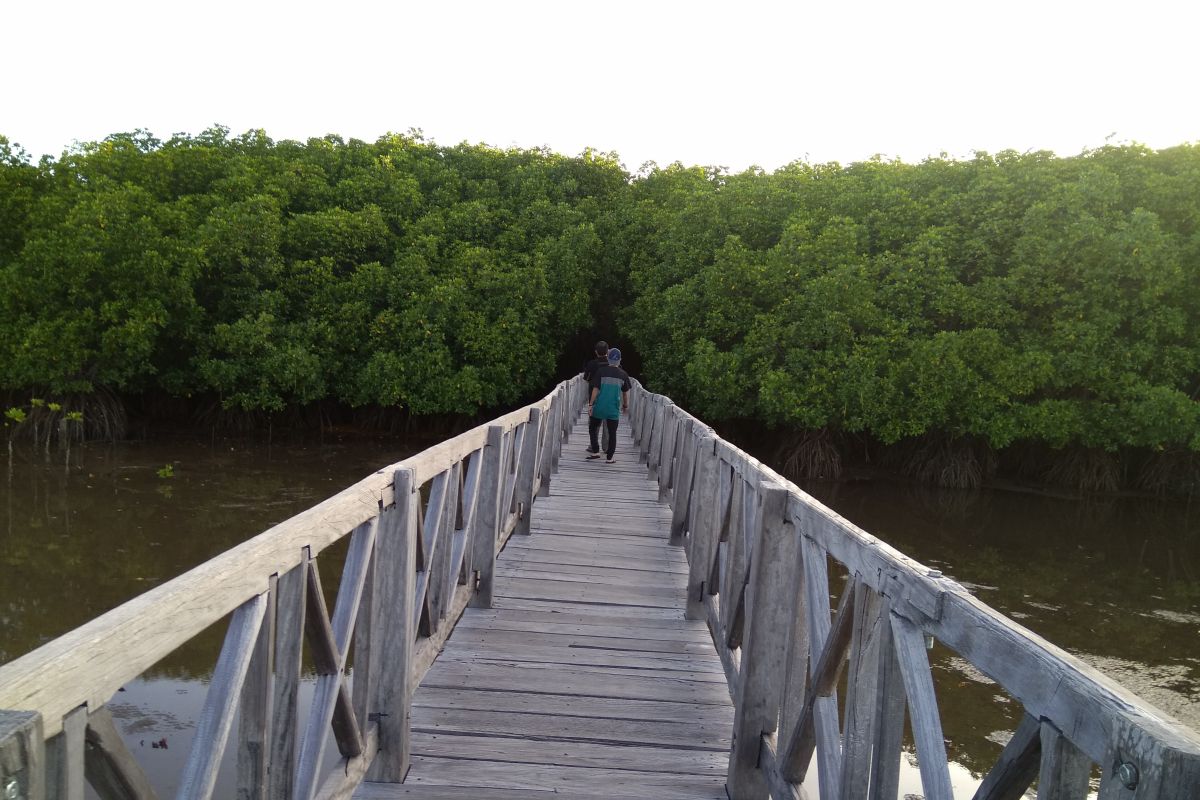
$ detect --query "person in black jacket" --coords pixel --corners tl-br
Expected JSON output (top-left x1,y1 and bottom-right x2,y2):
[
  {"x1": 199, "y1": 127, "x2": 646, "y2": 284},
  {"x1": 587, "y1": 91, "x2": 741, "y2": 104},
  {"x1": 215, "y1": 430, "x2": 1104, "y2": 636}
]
[
  {"x1": 582, "y1": 341, "x2": 610, "y2": 452},
  {"x1": 583, "y1": 340, "x2": 608, "y2": 382}
]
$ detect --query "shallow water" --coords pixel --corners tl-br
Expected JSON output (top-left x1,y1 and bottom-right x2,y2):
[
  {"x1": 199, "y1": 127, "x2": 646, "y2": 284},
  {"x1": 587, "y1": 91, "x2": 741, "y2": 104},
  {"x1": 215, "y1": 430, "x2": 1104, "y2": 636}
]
[{"x1": 1, "y1": 438, "x2": 1197, "y2": 796}]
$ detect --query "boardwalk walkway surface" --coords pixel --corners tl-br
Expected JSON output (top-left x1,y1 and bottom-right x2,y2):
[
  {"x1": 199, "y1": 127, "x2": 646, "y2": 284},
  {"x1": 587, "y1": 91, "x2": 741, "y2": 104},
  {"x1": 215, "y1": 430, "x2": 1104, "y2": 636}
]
[{"x1": 356, "y1": 413, "x2": 734, "y2": 799}]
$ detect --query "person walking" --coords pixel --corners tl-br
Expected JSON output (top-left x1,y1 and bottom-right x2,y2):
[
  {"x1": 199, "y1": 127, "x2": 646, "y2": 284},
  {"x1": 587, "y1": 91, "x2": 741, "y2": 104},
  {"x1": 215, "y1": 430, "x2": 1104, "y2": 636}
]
[
  {"x1": 583, "y1": 340, "x2": 612, "y2": 453},
  {"x1": 586, "y1": 347, "x2": 630, "y2": 464}
]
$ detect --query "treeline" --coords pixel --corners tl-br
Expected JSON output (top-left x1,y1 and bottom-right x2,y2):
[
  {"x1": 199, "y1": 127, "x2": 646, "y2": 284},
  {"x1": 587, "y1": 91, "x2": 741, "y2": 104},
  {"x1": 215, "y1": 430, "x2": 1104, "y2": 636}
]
[
  {"x1": 0, "y1": 128, "x2": 626, "y2": 422},
  {"x1": 619, "y1": 147, "x2": 1200, "y2": 491},
  {"x1": 2, "y1": 131, "x2": 1199, "y2": 491}
]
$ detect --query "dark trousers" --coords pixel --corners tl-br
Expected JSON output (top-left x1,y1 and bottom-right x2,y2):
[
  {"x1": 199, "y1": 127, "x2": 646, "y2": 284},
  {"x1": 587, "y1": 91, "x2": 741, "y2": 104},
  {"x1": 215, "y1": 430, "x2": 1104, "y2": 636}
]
[{"x1": 589, "y1": 416, "x2": 618, "y2": 458}]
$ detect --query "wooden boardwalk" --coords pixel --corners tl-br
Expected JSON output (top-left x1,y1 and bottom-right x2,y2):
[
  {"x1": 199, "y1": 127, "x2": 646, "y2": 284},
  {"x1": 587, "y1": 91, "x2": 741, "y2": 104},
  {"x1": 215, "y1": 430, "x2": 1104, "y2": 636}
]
[{"x1": 356, "y1": 414, "x2": 734, "y2": 799}]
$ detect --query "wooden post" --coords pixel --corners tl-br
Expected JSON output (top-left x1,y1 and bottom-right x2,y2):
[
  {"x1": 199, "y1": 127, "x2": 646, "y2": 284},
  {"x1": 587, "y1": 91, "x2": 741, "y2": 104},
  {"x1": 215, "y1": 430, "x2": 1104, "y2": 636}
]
[
  {"x1": 238, "y1": 575, "x2": 277, "y2": 800},
  {"x1": 1037, "y1": 720, "x2": 1092, "y2": 800},
  {"x1": 668, "y1": 419, "x2": 696, "y2": 546},
  {"x1": 514, "y1": 407, "x2": 543, "y2": 536},
  {"x1": 268, "y1": 559, "x2": 306, "y2": 800},
  {"x1": 554, "y1": 386, "x2": 568, "y2": 470},
  {"x1": 470, "y1": 426, "x2": 504, "y2": 609},
  {"x1": 726, "y1": 483, "x2": 794, "y2": 800},
  {"x1": 646, "y1": 400, "x2": 664, "y2": 476},
  {"x1": 0, "y1": 711, "x2": 44, "y2": 800},
  {"x1": 538, "y1": 394, "x2": 558, "y2": 497},
  {"x1": 83, "y1": 707, "x2": 159, "y2": 800},
  {"x1": 178, "y1": 593, "x2": 268, "y2": 800},
  {"x1": 657, "y1": 402, "x2": 677, "y2": 500},
  {"x1": 890, "y1": 613, "x2": 954, "y2": 800},
  {"x1": 366, "y1": 468, "x2": 417, "y2": 783},
  {"x1": 685, "y1": 434, "x2": 719, "y2": 621}
]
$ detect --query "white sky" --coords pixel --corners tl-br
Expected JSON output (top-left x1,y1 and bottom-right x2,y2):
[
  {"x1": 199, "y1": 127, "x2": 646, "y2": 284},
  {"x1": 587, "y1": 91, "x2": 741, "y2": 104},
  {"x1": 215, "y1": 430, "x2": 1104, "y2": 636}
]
[{"x1": 3, "y1": 0, "x2": 1197, "y2": 173}]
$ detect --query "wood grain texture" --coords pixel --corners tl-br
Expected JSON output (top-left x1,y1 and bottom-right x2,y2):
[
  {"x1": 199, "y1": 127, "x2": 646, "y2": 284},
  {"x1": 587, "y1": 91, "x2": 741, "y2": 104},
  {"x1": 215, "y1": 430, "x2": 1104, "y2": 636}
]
[{"x1": 360, "y1": 417, "x2": 733, "y2": 799}]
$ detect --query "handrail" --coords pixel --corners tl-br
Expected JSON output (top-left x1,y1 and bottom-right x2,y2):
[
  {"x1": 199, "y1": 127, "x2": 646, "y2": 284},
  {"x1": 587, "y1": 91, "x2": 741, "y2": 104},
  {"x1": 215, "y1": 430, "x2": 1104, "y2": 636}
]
[
  {"x1": 0, "y1": 375, "x2": 588, "y2": 800},
  {"x1": 627, "y1": 379, "x2": 1200, "y2": 800}
]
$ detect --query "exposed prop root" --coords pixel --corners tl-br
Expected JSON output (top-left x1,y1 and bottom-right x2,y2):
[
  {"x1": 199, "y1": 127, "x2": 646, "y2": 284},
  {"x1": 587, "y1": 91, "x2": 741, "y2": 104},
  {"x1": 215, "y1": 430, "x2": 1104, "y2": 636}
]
[
  {"x1": 1043, "y1": 448, "x2": 1120, "y2": 494},
  {"x1": 777, "y1": 429, "x2": 843, "y2": 481}
]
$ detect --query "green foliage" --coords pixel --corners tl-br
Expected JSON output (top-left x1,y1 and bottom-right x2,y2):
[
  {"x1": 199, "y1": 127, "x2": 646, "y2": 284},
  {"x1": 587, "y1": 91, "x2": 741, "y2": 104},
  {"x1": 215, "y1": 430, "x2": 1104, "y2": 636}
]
[
  {"x1": 0, "y1": 129, "x2": 626, "y2": 414},
  {"x1": 620, "y1": 146, "x2": 1200, "y2": 461},
  {"x1": 2, "y1": 128, "x2": 1198, "y2": 477}
]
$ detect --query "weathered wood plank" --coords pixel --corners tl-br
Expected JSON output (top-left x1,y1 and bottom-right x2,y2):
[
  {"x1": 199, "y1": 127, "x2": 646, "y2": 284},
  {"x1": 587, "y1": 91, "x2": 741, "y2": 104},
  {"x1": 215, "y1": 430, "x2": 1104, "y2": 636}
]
[
  {"x1": 268, "y1": 561, "x2": 305, "y2": 800},
  {"x1": 469, "y1": 427, "x2": 504, "y2": 609},
  {"x1": 727, "y1": 483, "x2": 794, "y2": 799},
  {"x1": 178, "y1": 594, "x2": 266, "y2": 800},
  {"x1": 366, "y1": 469, "x2": 417, "y2": 783},
  {"x1": 237, "y1": 575, "x2": 276, "y2": 800},
  {"x1": 410, "y1": 706, "x2": 730, "y2": 750},
  {"x1": 1038, "y1": 719, "x2": 1093, "y2": 800},
  {"x1": 514, "y1": 408, "x2": 543, "y2": 536},
  {"x1": 972, "y1": 712, "x2": 1041, "y2": 800},
  {"x1": 890, "y1": 612, "x2": 954, "y2": 800},
  {"x1": 384, "y1": 756, "x2": 730, "y2": 799},
  {"x1": 0, "y1": 709, "x2": 45, "y2": 800},
  {"x1": 83, "y1": 706, "x2": 157, "y2": 800}
]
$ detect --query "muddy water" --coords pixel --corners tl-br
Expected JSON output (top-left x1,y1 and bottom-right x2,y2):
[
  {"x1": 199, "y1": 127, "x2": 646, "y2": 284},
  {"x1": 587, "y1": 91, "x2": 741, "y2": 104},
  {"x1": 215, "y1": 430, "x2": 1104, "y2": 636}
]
[
  {"x1": 797, "y1": 479, "x2": 1200, "y2": 793},
  {"x1": 1, "y1": 439, "x2": 1197, "y2": 797}
]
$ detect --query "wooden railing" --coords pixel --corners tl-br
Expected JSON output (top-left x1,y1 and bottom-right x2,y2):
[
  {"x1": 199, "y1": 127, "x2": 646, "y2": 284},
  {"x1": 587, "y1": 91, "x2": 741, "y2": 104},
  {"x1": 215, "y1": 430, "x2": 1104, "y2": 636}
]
[
  {"x1": 0, "y1": 376, "x2": 589, "y2": 800},
  {"x1": 628, "y1": 381, "x2": 1200, "y2": 800}
]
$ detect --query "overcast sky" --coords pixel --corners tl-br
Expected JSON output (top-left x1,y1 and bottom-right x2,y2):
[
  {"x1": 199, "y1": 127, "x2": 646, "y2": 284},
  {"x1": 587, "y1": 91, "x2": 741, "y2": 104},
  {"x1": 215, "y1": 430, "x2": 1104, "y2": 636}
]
[{"x1": 3, "y1": 0, "x2": 1196, "y2": 172}]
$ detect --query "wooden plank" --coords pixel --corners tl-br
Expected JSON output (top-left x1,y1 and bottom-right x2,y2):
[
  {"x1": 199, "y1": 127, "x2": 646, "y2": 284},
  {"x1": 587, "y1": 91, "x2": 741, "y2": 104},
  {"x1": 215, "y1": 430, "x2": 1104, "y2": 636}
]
[
  {"x1": 384, "y1": 756, "x2": 729, "y2": 799},
  {"x1": 268, "y1": 561, "x2": 305, "y2": 800},
  {"x1": 366, "y1": 469, "x2": 417, "y2": 783},
  {"x1": 718, "y1": 475, "x2": 749, "y2": 648},
  {"x1": 411, "y1": 688, "x2": 733, "y2": 727},
  {"x1": 410, "y1": 706, "x2": 730, "y2": 750},
  {"x1": 450, "y1": 616, "x2": 715, "y2": 645},
  {"x1": 295, "y1": 521, "x2": 371, "y2": 797},
  {"x1": 82, "y1": 706, "x2": 157, "y2": 800},
  {"x1": 419, "y1": 663, "x2": 730, "y2": 706},
  {"x1": 971, "y1": 713, "x2": 1041, "y2": 800},
  {"x1": 867, "y1": 597, "x2": 906, "y2": 800},
  {"x1": 410, "y1": 733, "x2": 727, "y2": 776},
  {"x1": 798, "y1": 532, "x2": 842, "y2": 798},
  {"x1": 315, "y1": 726, "x2": 378, "y2": 800},
  {"x1": 668, "y1": 420, "x2": 697, "y2": 545},
  {"x1": 237, "y1": 574, "x2": 276, "y2": 800},
  {"x1": 458, "y1": 606, "x2": 702, "y2": 630},
  {"x1": 759, "y1": 736, "x2": 805, "y2": 800},
  {"x1": 56, "y1": 705, "x2": 87, "y2": 800},
  {"x1": 686, "y1": 439, "x2": 721, "y2": 621},
  {"x1": 178, "y1": 594, "x2": 266, "y2": 800},
  {"x1": 658, "y1": 401, "x2": 678, "y2": 500},
  {"x1": 890, "y1": 612, "x2": 954, "y2": 800},
  {"x1": 780, "y1": 567, "x2": 856, "y2": 783},
  {"x1": 727, "y1": 483, "x2": 794, "y2": 799},
  {"x1": 428, "y1": 655, "x2": 726, "y2": 686},
  {"x1": 514, "y1": 407, "x2": 543, "y2": 537},
  {"x1": 0, "y1": 709, "x2": 45, "y2": 800},
  {"x1": 1037, "y1": 720, "x2": 1093, "y2": 800},
  {"x1": 469, "y1": 427, "x2": 504, "y2": 609},
  {"x1": 425, "y1": 463, "x2": 458, "y2": 630},
  {"x1": 839, "y1": 580, "x2": 884, "y2": 800},
  {"x1": 777, "y1": 520, "x2": 809, "y2": 763}
]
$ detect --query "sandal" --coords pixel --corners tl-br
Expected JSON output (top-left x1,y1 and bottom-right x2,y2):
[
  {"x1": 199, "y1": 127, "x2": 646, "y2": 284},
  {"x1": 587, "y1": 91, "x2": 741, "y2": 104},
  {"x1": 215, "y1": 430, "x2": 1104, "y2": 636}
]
[{"x1": 586, "y1": 453, "x2": 601, "y2": 460}]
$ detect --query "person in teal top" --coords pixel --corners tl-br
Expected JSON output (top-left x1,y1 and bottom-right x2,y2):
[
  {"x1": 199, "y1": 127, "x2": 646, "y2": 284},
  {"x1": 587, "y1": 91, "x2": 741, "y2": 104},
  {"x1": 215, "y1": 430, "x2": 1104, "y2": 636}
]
[{"x1": 586, "y1": 348, "x2": 630, "y2": 463}]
